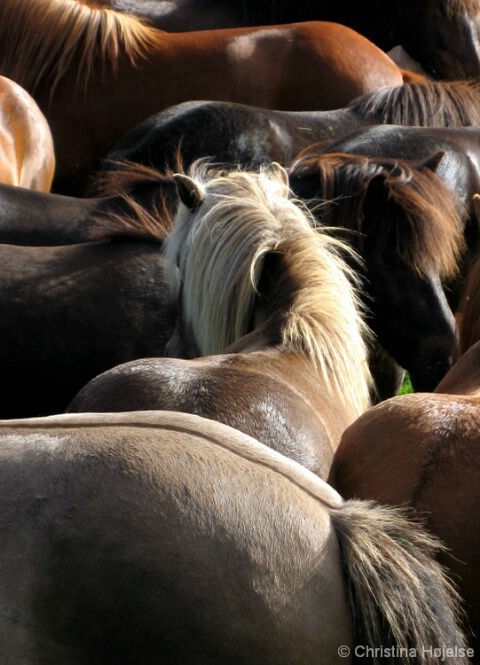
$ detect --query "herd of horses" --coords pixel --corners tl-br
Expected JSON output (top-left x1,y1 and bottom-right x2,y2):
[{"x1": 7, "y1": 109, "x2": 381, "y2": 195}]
[{"x1": 1, "y1": 0, "x2": 480, "y2": 662}]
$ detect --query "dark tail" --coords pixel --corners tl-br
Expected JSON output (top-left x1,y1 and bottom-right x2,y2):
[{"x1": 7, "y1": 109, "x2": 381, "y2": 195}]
[{"x1": 331, "y1": 500, "x2": 471, "y2": 664}]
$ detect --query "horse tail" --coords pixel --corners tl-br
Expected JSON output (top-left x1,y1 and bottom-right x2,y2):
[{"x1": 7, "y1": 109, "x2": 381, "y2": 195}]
[{"x1": 331, "y1": 500, "x2": 470, "y2": 664}]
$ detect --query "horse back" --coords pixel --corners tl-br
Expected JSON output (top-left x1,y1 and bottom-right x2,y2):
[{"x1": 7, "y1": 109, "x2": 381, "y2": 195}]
[{"x1": 0, "y1": 410, "x2": 349, "y2": 665}]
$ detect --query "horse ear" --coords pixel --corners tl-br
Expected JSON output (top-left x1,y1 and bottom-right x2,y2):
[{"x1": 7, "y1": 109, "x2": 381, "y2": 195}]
[
  {"x1": 473, "y1": 193, "x2": 480, "y2": 216},
  {"x1": 422, "y1": 151, "x2": 445, "y2": 173},
  {"x1": 269, "y1": 162, "x2": 289, "y2": 188},
  {"x1": 173, "y1": 173, "x2": 205, "y2": 212}
]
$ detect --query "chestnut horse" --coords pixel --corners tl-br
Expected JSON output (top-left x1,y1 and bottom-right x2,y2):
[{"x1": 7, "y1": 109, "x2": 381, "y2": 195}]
[
  {"x1": 456, "y1": 198, "x2": 480, "y2": 354},
  {"x1": 0, "y1": 0, "x2": 420, "y2": 194},
  {"x1": 91, "y1": 0, "x2": 480, "y2": 80},
  {"x1": 0, "y1": 75, "x2": 55, "y2": 191},
  {"x1": 329, "y1": 341, "x2": 480, "y2": 659},
  {"x1": 0, "y1": 205, "x2": 178, "y2": 419},
  {"x1": 0, "y1": 409, "x2": 470, "y2": 663},
  {"x1": 68, "y1": 163, "x2": 372, "y2": 479},
  {"x1": 288, "y1": 151, "x2": 464, "y2": 398},
  {"x1": 96, "y1": 79, "x2": 480, "y2": 183}
]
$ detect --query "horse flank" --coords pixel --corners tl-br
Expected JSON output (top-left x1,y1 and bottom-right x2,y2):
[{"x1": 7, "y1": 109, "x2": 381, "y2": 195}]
[
  {"x1": 165, "y1": 165, "x2": 372, "y2": 416},
  {"x1": 0, "y1": 0, "x2": 159, "y2": 95},
  {"x1": 290, "y1": 152, "x2": 466, "y2": 278}
]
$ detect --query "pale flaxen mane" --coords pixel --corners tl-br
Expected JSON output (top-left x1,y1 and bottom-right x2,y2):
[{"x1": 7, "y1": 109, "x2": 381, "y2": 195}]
[
  {"x1": 0, "y1": 0, "x2": 159, "y2": 95},
  {"x1": 165, "y1": 164, "x2": 372, "y2": 415}
]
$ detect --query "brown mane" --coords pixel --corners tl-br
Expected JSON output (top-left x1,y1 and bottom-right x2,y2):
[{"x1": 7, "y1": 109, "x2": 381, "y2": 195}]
[
  {"x1": 0, "y1": 0, "x2": 159, "y2": 95},
  {"x1": 446, "y1": 0, "x2": 480, "y2": 15},
  {"x1": 84, "y1": 161, "x2": 176, "y2": 243},
  {"x1": 351, "y1": 79, "x2": 480, "y2": 127},
  {"x1": 289, "y1": 152, "x2": 466, "y2": 278},
  {"x1": 86, "y1": 196, "x2": 174, "y2": 244},
  {"x1": 92, "y1": 160, "x2": 175, "y2": 196}
]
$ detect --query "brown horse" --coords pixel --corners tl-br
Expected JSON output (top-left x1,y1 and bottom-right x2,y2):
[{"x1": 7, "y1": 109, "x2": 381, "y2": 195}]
[
  {"x1": 0, "y1": 0, "x2": 422, "y2": 193},
  {"x1": 68, "y1": 163, "x2": 372, "y2": 479},
  {"x1": 0, "y1": 199, "x2": 179, "y2": 419},
  {"x1": 90, "y1": 0, "x2": 480, "y2": 80},
  {"x1": 456, "y1": 195, "x2": 480, "y2": 353},
  {"x1": 329, "y1": 341, "x2": 480, "y2": 659},
  {"x1": 0, "y1": 75, "x2": 55, "y2": 191},
  {"x1": 0, "y1": 409, "x2": 471, "y2": 663},
  {"x1": 288, "y1": 151, "x2": 464, "y2": 398},
  {"x1": 315, "y1": 125, "x2": 480, "y2": 312}
]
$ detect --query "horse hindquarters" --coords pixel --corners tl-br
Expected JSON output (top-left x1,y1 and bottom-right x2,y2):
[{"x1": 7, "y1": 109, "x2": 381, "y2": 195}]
[{"x1": 0, "y1": 411, "x2": 470, "y2": 664}]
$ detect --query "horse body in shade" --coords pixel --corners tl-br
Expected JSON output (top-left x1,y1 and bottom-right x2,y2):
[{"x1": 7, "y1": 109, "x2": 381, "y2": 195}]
[
  {"x1": 0, "y1": 165, "x2": 177, "y2": 246},
  {"x1": 96, "y1": 79, "x2": 480, "y2": 181},
  {"x1": 0, "y1": 204, "x2": 178, "y2": 418}
]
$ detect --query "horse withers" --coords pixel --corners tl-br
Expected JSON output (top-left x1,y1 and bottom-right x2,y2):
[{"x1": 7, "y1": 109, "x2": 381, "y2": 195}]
[{"x1": 68, "y1": 163, "x2": 372, "y2": 479}]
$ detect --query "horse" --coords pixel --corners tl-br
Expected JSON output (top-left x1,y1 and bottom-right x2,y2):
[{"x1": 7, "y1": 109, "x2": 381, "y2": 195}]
[
  {"x1": 0, "y1": 75, "x2": 55, "y2": 192},
  {"x1": 0, "y1": 0, "x2": 421, "y2": 195},
  {"x1": 456, "y1": 199, "x2": 480, "y2": 354},
  {"x1": 0, "y1": 163, "x2": 178, "y2": 246},
  {"x1": 67, "y1": 163, "x2": 372, "y2": 480},
  {"x1": 316, "y1": 124, "x2": 480, "y2": 309},
  {"x1": 329, "y1": 340, "x2": 480, "y2": 659},
  {"x1": 0, "y1": 409, "x2": 470, "y2": 664},
  {"x1": 90, "y1": 0, "x2": 480, "y2": 81},
  {"x1": 0, "y1": 205, "x2": 179, "y2": 419},
  {"x1": 287, "y1": 151, "x2": 464, "y2": 398},
  {"x1": 95, "y1": 79, "x2": 480, "y2": 185}
]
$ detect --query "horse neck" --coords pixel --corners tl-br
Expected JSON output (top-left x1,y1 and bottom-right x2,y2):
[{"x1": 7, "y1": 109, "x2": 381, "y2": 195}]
[
  {"x1": 435, "y1": 342, "x2": 480, "y2": 396},
  {"x1": 228, "y1": 271, "x2": 372, "y2": 419}
]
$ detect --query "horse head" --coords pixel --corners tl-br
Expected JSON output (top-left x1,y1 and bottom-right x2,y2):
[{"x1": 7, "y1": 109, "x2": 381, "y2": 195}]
[{"x1": 289, "y1": 151, "x2": 465, "y2": 393}]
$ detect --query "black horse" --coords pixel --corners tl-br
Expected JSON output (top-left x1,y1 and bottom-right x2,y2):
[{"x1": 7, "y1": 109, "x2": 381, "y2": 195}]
[
  {"x1": 0, "y1": 167, "x2": 177, "y2": 246},
  {"x1": 95, "y1": 80, "x2": 480, "y2": 184}
]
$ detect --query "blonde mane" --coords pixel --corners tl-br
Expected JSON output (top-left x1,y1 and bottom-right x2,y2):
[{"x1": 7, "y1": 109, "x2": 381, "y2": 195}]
[
  {"x1": 165, "y1": 164, "x2": 372, "y2": 415},
  {"x1": 0, "y1": 0, "x2": 159, "y2": 95}
]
